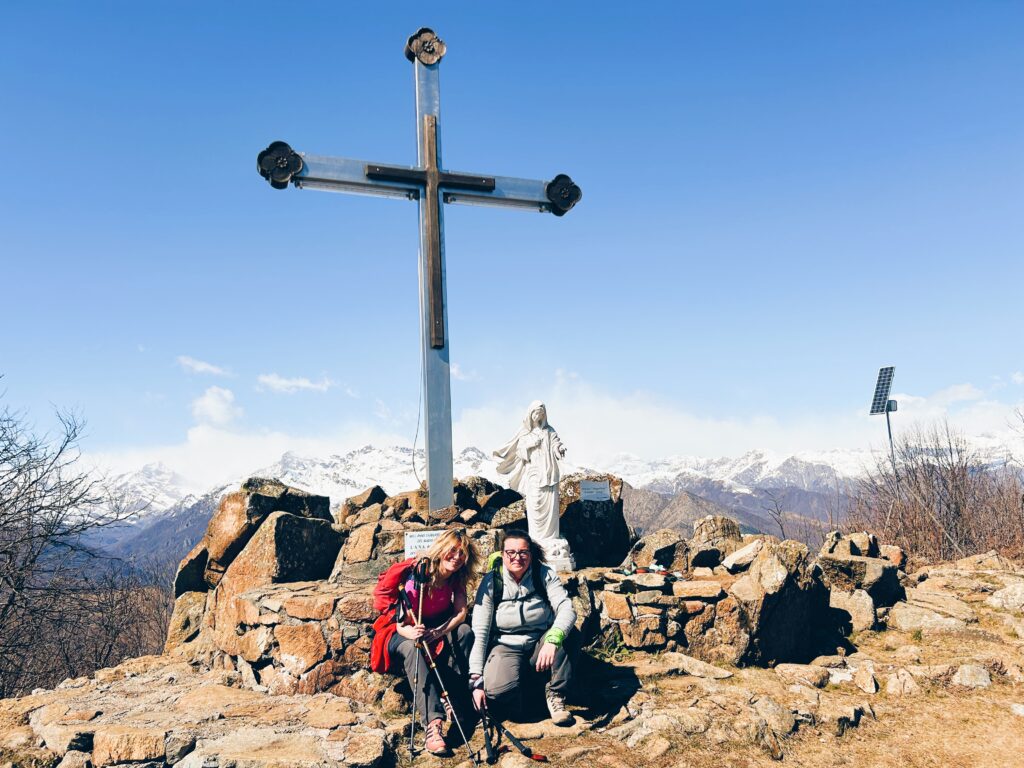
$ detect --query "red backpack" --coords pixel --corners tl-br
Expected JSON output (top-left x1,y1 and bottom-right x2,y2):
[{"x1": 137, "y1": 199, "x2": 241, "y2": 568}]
[
  {"x1": 373, "y1": 556, "x2": 418, "y2": 613},
  {"x1": 369, "y1": 557, "x2": 445, "y2": 673},
  {"x1": 369, "y1": 557, "x2": 416, "y2": 673}
]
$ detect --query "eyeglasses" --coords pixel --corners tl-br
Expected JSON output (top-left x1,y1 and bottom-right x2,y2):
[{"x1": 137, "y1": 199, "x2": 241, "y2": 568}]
[{"x1": 503, "y1": 549, "x2": 530, "y2": 560}]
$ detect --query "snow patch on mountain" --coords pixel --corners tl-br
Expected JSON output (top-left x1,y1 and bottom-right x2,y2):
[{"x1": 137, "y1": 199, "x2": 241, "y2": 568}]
[
  {"x1": 248, "y1": 445, "x2": 554, "y2": 510},
  {"x1": 603, "y1": 448, "x2": 872, "y2": 496},
  {"x1": 106, "y1": 462, "x2": 194, "y2": 522},
  {"x1": 104, "y1": 445, "x2": 879, "y2": 524}
]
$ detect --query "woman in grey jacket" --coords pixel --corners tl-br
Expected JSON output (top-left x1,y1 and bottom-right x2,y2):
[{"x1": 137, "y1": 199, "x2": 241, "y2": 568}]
[{"x1": 468, "y1": 529, "x2": 576, "y2": 725}]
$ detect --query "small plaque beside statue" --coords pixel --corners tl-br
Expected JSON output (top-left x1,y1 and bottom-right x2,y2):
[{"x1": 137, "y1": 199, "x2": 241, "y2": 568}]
[
  {"x1": 404, "y1": 529, "x2": 445, "y2": 560},
  {"x1": 580, "y1": 479, "x2": 611, "y2": 502}
]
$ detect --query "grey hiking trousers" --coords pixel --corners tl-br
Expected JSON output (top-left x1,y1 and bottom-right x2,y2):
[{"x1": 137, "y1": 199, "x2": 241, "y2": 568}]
[
  {"x1": 482, "y1": 635, "x2": 574, "y2": 715},
  {"x1": 388, "y1": 623, "x2": 473, "y2": 726}
]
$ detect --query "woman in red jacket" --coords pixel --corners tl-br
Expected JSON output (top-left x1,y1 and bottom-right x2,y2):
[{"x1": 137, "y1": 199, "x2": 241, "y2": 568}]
[{"x1": 372, "y1": 528, "x2": 480, "y2": 756}]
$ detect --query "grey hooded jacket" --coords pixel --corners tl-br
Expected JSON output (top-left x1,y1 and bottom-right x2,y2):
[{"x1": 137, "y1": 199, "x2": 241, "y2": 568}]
[{"x1": 468, "y1": 563, "x2": 576, "y2": 676}]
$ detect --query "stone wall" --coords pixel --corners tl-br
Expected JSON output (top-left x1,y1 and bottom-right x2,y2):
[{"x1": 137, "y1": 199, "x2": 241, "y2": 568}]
[{"x1": 168, "y1": 478, "x2": 928, "y2": 693}]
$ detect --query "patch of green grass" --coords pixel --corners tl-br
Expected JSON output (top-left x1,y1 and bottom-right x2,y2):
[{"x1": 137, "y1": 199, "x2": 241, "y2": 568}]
[
  {"x1": 587, "y1": 631, "x2": 633, "y2": 663},
  {"x1": 911, "y1": 629, "x2": 923, "y2": 642}
]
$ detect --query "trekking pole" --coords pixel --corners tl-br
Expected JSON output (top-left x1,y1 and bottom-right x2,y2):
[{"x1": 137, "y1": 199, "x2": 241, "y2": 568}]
[
  {"x1": 407, "y1": 558, "x2": 428, "y2": 757},
  {"x1": 480, "y1": 709, "x2": 498, "y2": 765},
  {"x1": 398, "y1": 584, "x2": 480, "y2": 768},
  {"x1": 493, "y1": 719, "x2": 548, "y2": 763}
]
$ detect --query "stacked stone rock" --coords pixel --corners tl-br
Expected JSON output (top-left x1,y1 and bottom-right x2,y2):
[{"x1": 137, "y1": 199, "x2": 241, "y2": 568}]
[
  {"x1": 168, "y1": 473, "x2": 967, "y2": 699},
  {"x1": 595, "y1": 517, "x2": 829, "y2": 665},
  {"x1": 165, "y1": 473, "x2": 636, "y2": 698},
  {"x1": 818, "y1": 530, "x2": 904, "y2": 634}
]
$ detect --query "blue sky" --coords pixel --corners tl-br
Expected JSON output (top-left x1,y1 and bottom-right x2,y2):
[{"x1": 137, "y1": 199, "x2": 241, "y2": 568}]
[{"x1": 2, "y1": 2, "x2": 1022, "y2": 487}]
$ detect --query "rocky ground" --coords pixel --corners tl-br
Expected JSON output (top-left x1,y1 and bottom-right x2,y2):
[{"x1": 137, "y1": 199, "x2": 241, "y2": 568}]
[
  {"x1": 3, "y1": 551, "x2": 1024, "y2": 768},
  {"x1": 4, "y1": 477, "x2": 1024, "y2": 768}
]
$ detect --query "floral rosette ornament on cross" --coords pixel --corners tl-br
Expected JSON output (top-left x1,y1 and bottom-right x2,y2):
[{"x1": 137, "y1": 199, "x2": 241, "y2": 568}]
[
  {"x1": 405, "y1": 28, "x2": 447, "y2": 65},
  {"x1": 545, "y1": 174, "x2": 582, "y2": 216},
  {"x1": 257, "y1": 141, "x2": 303, "y2": 189}
]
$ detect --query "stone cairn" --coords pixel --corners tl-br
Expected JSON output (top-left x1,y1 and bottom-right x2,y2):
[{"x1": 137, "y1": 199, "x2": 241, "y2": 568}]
[{"x1": 164, "y1": 472, "x2": 917, "y2": 700}]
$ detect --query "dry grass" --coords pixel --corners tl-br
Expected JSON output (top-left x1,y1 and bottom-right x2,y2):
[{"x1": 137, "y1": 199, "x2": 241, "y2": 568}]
[{"x1": 507, "y1": 618, "x2": 1024, "y2": 768}]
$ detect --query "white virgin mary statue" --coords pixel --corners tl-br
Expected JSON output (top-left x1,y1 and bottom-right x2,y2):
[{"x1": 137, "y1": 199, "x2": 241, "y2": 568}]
[{"x1": 493, "y1": 401, "x2": 575, "y2": 570}]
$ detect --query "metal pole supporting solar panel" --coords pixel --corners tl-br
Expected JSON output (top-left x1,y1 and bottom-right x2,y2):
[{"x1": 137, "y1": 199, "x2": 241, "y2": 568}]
[
  {"x1": 869, "y1": 366, "x2": 900, "y2": 500},
  {"x1": 885, "y1": 400, "x2": 897, "y2": 480}
]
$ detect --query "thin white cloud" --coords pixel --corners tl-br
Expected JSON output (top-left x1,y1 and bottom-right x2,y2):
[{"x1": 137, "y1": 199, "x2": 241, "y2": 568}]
[
  {"x1": 89, "y1": 372, "x2": 1024, "y2": 494},
  {"x1": 451, "y1": 363, "x2": 479, "y2": 382},
  {"x1": 1013, "y1": 372, "x2": 1024, "y2": 385},
  {"x1": 191, "y1": 386, "x2": 242, "y2": 426},
  {"x1": 929, "y1": 383, "x2": 984, "y2": 405},
  {"x1": 454, "y1": 372, "x2": 1024, "y2": 471},
  {"x1": 89, "y1": 423, "x2": 412, "y2": 493},
  {"x1": 257, "y1": 373, "x2": 333, "y2": 394},
  {"x1": 178, "y1": 355, "x2": 230, "y2": 376}
]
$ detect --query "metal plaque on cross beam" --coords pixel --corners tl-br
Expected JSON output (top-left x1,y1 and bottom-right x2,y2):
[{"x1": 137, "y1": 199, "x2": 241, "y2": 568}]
[{"x1": 256, "y1": 27, "x2": 581, "y2": 511}]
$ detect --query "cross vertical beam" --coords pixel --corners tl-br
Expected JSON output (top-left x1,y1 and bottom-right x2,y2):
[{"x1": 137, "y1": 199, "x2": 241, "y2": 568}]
[
  {"x1": 414, "y1": 59, "x2": 454, "y2": 509},
  {"x1": 421, "y1": 115, "x2": 445, "y2": 349},
  {"x1": 256, "y1": 28, "x2": 581, "y2": 512}
]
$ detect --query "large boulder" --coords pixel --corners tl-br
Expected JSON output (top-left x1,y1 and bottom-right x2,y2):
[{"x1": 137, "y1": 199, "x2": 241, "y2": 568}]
[
  {"x1": 955, "y1": 550, "x2": 1015, "y2": 571},
  {"x1": 820, "y1": 530, "x2": 880, "y2": 559},
  {"x1": 986, "y1": 583, "x2": 1024, "y2": 612},
  {"x1": 329, "y1": 518, "x2": 421, "y2": 582},
  {"x1": 622, "y1": 529, "x2": 689, "y2": 572},
  {"x1": 689, "y1": 515, "x2": 743, "y2": 568},
  {"x1": 209, "y1": 512, "x2": 342, "y2": 658},
  {"x1": 723, "y1": 538, "x2": 765, "y2": 573},
  {"x1": 479, "y1": 487, "x2": 522, "y2": 520},
  {"x1": 558, "y1": 473, "x2": 633, "y2": 568},
  {"x1": 829, "y1": 588, "x2": 876, "y2": 634},
  {"x1": 887, "y1": 602, "x2": 967, "y2": 634},
  {"x1": 904, "y1": 587, "x2": 976, "y2": 623},
  {"x1": 726, "y1": 539, "x2": 831, "y2": 664},
  {"x1": 173, "y1": 479, "x2": 330, "y2": 596},
  {"x1": 817, "y1": 553, "x2": 902, "y2": 607},
  {"x1": 340, "y1": 486, "x2": 387, "y2": 518},
  {"x1": 453, "y1": 476, "x2": 505, "y2": 512},
  {"x1": 490, "y1": 499, "x2": 527, "y2": 529},
  {"x1": 165, "y1": 591, "x2": 208, "y2": 653}
]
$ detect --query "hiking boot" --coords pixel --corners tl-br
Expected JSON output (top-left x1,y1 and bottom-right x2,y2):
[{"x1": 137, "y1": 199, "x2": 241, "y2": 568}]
[
  {"x1": 424, "y1": 718, "x2": 451, "y2": 756},
  {"x1": 545, "y1": 686, "x2": 573, "y2": 726}
]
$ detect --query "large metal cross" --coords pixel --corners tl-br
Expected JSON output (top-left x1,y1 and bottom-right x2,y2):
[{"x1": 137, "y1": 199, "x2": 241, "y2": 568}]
[{"x1": 257, "y1": 28, "x2": 581, "y2": 511}]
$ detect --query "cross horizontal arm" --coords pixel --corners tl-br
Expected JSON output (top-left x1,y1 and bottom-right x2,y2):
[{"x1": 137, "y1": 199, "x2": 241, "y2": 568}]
[
  {"x1": 442, "y1": 175, "x2": 558, "y2": 213},
  {"x1": 257, "y1": 141, "x2": 581, "y2": 215},
  {"x1": 294, "y1": 153, "x2": 422, "y2": 200}
]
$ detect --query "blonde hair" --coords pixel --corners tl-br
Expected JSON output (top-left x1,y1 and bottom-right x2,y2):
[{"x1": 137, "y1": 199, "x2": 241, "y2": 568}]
[{"x1": 422, "y1": 527, "x2": 481, "y2": 589}]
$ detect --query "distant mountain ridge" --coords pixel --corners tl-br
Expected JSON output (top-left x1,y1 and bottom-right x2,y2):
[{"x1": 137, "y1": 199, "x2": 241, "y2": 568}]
[{"x1": 98, "y1": 445, "x2": 874, "y2": 565}]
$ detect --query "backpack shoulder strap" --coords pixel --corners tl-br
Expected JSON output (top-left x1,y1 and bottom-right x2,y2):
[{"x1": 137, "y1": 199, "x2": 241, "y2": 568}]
[
  {"x1": 532, "y1": 561, "x2": 550, "y2": 606},
  {"x1": 489, "y1": 556, "x2": 504, "y2": 630}
]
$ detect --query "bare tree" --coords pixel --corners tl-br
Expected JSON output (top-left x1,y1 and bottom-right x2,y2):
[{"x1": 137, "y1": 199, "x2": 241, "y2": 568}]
[
  {"x1": 0, "y1": 400, "x2": 162, "y2": 696},
  {"x1": 761, "y1": 490, "x2": 788, "y2": 540},
  {"x1": 848, "y1": 420, "x2": 1024, "y2": 561}
]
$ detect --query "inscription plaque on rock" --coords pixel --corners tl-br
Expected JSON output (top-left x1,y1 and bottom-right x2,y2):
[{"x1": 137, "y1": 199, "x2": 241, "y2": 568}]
[
  {"x1": 580, "y1": 479, "x2": 611, "y2": 502},
  {"x1": 404, "y1": 529, "x2": 445, "y2": 560}
]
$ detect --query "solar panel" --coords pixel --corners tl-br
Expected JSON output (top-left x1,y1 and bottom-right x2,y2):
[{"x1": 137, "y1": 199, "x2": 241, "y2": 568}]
[{"x1": 870, "y1": 366, "x2": 895, "y2": 415}]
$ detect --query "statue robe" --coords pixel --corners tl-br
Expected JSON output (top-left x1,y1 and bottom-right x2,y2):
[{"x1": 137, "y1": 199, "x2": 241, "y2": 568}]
[{"x1": 493, "y1": 401, "x2": 564, "y2": 542}]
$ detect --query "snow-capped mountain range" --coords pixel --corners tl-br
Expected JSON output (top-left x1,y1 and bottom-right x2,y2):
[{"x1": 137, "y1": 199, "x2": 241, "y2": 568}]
[
  {"x1": 105, "y1": 444, "x2": 874, "y2": 526},
  {"x1": 105, "y1": 462, "x2": 196, "y2": 521}
]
